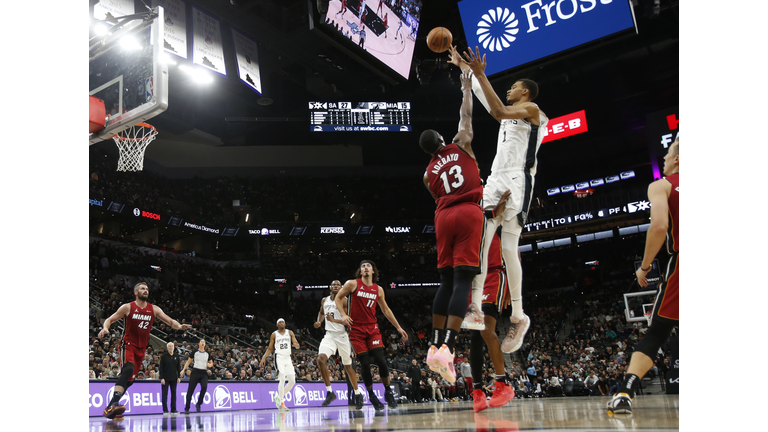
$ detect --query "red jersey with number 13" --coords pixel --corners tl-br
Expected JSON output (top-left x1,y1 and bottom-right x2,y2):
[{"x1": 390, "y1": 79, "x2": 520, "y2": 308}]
[
  {"x1": 123, "y1": 301, "x2": 155, "y2": 349},
  {"x1": 349, "y1": 279, "x2": 379, "y2": 325},
  {"x1": 427, "y1": 143, "x2": 483, "y2": 211}
]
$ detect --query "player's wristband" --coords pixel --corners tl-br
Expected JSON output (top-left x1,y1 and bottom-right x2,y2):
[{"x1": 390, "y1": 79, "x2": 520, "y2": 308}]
[
  {"x1": 640, "y1": 264, "x2": 651, "y2": 271},
  {"x1": 484, "y1": 209, "x2": 495, "y2": 219}
]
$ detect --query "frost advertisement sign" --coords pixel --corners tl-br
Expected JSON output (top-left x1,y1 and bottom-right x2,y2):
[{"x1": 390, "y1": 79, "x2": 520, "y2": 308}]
[
  {"x1": 458, "y1": 0, "x2": 637, "y2": 75},
  {"x1": 89, "y1": 381, "x2": 385, "y2": 416}
]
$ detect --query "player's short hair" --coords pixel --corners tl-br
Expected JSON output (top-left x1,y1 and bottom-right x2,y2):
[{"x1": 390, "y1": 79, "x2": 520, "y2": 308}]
[
  {"x1": 419, "y1": 129, "x2": 442, "y2": 155},
  {"x1": 134, "y1": 282, "x2": 147, "y2": 293},
  {"x1": 355, "y1": 260, "x2": 380, "y2": 282},
  {"x1": 517, "y1": 78, "x2": 539, "y2": 101}
]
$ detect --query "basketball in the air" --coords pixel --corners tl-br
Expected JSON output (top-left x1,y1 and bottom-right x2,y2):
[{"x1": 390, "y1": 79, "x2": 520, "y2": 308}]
[{"x1": 426, "y1": 27, "x2": 452, "y2": 53}]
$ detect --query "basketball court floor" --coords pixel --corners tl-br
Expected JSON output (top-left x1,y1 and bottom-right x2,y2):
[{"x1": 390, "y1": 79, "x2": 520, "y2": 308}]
[{"x1": 88, "y1": 395, "x2": 679, "y2": 431}]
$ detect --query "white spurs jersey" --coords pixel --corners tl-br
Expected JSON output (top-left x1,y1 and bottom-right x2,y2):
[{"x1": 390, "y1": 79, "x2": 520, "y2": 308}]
[
  {"x1": 323, "y1": 296, "x2": 346, "y2": 333},
  {"x1": 273, "y1": 330, "x2": 292, "y2": 356},
  {"x1": 490, "y1": 108, "x2": 548, "y2": 176}
]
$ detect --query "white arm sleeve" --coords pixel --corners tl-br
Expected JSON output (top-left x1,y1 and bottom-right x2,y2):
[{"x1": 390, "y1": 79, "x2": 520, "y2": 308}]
[{"x1": 471, "y1": 75, "x2": 492, "y2": 114}]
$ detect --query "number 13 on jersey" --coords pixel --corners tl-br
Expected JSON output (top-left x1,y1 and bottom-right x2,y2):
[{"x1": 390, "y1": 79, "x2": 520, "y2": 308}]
[{"x1": 439, "y1": 165, "x2": 465, "y2": 194}]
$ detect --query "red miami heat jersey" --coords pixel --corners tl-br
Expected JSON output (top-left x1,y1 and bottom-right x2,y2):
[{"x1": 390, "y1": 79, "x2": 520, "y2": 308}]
[
  {"x1": 664, "y1": 173, "x2": 679, "y2": 253},
  {"x1": 349, "y1": 279, "x2": 379, "y2": 325},
  {"x1": 123, "y1": 301, "x2": 155, "y2": 349},
  {"x1": 488, "y1": 233, "x2": 503, "y2": 271},
  {"x1": 427, "y1": 143, "x2": 483, "y2": 211}
]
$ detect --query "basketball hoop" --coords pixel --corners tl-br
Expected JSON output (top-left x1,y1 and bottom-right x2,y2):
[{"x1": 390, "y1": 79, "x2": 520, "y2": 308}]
[{"x1": 112, "y1": 123, "x2": 158, "y2": 172}]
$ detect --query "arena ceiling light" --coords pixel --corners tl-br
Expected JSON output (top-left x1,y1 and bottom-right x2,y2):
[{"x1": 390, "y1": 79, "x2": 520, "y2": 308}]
[{"x1": 178, "y1": 64, "x2": 213, "y2": 84}]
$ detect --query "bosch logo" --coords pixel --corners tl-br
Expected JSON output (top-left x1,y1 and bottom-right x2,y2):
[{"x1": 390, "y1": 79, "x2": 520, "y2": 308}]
[
  {"x1": 133, "y1": 208, "x2": 141, "y2": 217},
  {"x1": 141, "y1": 210, "x2": 161, "y2": 220}
]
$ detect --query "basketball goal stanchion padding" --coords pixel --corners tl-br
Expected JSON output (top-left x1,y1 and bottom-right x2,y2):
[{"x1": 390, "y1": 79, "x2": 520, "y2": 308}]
[{"x1": 112, "y1": 123, "x2": 158, "y2": 172}]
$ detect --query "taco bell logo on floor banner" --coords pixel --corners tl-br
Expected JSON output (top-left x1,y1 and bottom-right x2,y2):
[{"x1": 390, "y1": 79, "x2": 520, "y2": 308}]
[
  {"x1": 458, "y1": 0, "x2": 636, "y2": 75},
  {"x1": 214, "y1": 385, "x2": 232, "y2": 409},
  {"x1": 106, "y1": 388, "x2": 131, "y2": 413},
  {"x1": 293, "y1": 385, "x2": 309, "y2": 406}
]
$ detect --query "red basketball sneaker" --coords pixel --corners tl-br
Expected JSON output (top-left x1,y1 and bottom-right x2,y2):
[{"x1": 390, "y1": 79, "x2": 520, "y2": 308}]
[
  {"x1": 472, "y1": 389, "x2": 489, "y2": 413},
  {"x1": 489, "y1": 381, "x2": 515, "y2": 408}
]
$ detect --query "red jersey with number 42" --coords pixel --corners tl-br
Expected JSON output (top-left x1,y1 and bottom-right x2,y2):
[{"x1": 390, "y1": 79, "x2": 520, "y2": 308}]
[
  {"x1": 123, "y1": 301, "x2": 155, "y2": 349},
  {"x1": 427, "y1": 143, "x2": 483, "y2": 211},
  {"x1": 349, "y1": 279, "x2": 379, "y2": 325}
]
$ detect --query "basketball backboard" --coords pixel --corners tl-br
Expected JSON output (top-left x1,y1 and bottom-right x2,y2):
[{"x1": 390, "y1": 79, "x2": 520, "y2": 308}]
[
  {"x1": 623, "y1": 290, "x2": 658, "y2": 323},
  {"x1": 89, "y1": 6, "x2": 168, "y2": 144}
]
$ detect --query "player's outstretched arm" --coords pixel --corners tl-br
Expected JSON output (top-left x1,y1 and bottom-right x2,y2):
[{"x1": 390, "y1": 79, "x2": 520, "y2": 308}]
[
  {"x1": 636, "y1": 180, "x2": 671, "y2": 286},
  {"x1": 377, "y1": 287, "x2": 408, "y2": 341},
  {"x1": 154, "y1": 305, "x2": 193, "y2": 331},
  {"x1": 453, "y1": 69, "x2": 475, "y2": 157},
  {"x1": 464, "y1": 47, "x2": 538, "y2": 122},
  {"x1": 98, "y1": 303, "x2": 130, "y2": 339},
  {"x1": 260, "y1": 333, "x2": 276, "y2": 367},
  {"x1": 336, "y1": 280, "x2": 357, "y2": 326},
  {"x1": 448, "y1": 45, "x2": 492, "y2": 115}
]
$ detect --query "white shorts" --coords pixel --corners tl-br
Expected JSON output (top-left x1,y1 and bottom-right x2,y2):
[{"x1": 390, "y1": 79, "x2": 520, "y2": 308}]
[
  {"x1": 483, "y1": 171, "x2": 530, "y2": 223},
  {"x1": 275, "y1": 354, "x2": 295, "y2": 377},
  {"x1": 318, "y1": 331, "x2": 353, "y2": 365}
]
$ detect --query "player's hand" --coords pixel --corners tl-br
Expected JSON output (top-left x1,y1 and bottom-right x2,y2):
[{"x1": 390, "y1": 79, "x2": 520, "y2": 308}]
[
  {"x1": 259, "y1": 359, "x2": 265, "y2": 368},
  {"x1": 398, "y1": 328, "x2": 408, "y2": 341},
  {"x1": 161, "y1": 378, "x2": 165, "y2": 385},
  {"x1": 293, "y1": 343, "x2": 300, "y2": 349},
  {"x1": 447, "y1": 45, "x2": 468, "y2": 68},
  {"x1": 342, "y1": 315, "x2": 353, "y2": 326},
  {"x1": 463, "y1": 46, "x2": 487, "y2": 76},
  {"x1": 179, "y1": 324, "x2": 192, "y2": 331},
  {"x1": 504, "y1": 292, "x2": 512, "y2": 308},
  {"x1": 177, "y1": 378, "x2": 180, "y2": 384},
  {"x1": 326, "y1": 313, "x2": 336, "y2": 323},
  {"x1": 494, "y1": 190, "x2": 511, "y2": 216},
  {"x1": 98, "y1": 329, "x2": 109, "y2": 339},
  {"x1": 636, "y1": 267, "x2": 650, "y2": 287},
  {"x1": 313, "y1": 321, "x2": 321, "y2": 328},
  {"x1": 459, "y1": 69, "x2": 473, "y2": 91}
]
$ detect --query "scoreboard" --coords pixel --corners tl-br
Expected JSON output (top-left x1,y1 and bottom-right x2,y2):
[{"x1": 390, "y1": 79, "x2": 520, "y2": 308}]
[{"x1": 309, "y1": 101, "x2": 411, "y2": 132}]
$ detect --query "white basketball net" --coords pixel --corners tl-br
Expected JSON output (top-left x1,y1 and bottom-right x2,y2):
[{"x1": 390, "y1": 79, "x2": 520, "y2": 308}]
[{"x1": 112, "y1": 123, "x2": 158, "y2": 172}]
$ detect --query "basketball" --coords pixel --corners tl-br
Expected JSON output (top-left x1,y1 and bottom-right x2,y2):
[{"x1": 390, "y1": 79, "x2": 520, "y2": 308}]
[{"x1": 426, "y1": 27, "x2": 452, "y2": 53}]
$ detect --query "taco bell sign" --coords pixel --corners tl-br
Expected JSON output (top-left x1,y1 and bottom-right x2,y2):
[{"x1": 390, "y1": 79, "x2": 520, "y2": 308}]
[{"x1": 458, "y1": 0, "x2": 637, "y2": 75}]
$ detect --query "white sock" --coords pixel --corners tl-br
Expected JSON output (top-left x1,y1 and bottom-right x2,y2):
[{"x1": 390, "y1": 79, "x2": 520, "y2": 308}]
[
  {"x1": 500, "y1": 229, "x2": 524, "y2": 320},
  {"x1": 326, "y1": 385, "x2": 332, "y2": 392},
  {"x1": 355, "y1": 388, "x2": 362, "y2": 395}
]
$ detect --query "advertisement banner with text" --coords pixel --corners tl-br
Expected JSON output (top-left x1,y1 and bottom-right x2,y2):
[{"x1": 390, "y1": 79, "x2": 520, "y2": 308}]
[{"x1": 89, "y1": 381, "x2": 385, "y2": 416}]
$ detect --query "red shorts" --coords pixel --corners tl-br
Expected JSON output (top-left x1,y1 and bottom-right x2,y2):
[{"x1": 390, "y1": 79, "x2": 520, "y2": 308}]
[
  {"x1": 349, "y1": 323, "x2": 383, "y2": 354},
  {"x1": 482, "y1": 268, "x2": 508, "y2": 314},
  {"x1": 654, "y1": 253, "x2": 679, "y2": 321},
  {"x1": 435, "y1": 203, "x2": 484, "y2": 269},
  {"x1": 119, "y1": 341, "x2": 146, "y2": 382}
]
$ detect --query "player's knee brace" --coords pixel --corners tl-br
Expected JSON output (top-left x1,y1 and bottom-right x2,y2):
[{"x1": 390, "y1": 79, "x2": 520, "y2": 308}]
[
  {"x1": 115, "y1": 362, "x2": 134, "y2": 388},
  {"x1": 447, "y1": 267, "x2": 476, "y2": 317},
  {"x1": 634, "y1": 319, "x2": 676, "y2": 358},
  {"x1": 371, "y1": 348, "x2": 389, "y2": 379},
  {"x1": 357, "y1": 352, "x2": 373, "y2": 386},
  {"x1": 433, "y1": 267, "x2": 454, "y2": 316}
]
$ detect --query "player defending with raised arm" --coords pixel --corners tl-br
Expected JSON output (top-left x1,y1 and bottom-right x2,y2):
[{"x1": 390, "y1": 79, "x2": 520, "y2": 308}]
[
  {"x1": 260, "y1": 318, "x2": 300, "y2": 412},
  {"x1": 98, "y1": 282, "x2": 192, "y2": 419},
  {"x1": 448, "y1": 45, "x2": 549, "y2": 354},
  {"x1": 420, "y1": 68, "x2": 511, "y2": 384},
  {"x1": 608, "y1": 139, "x2": 679, "y2": 415},
  {"x1": 314, "y1": 280, "x2": 365, "y2": 409},
  {"x1": 335, "y1": 260, "x2": 407, "y2": 410}
]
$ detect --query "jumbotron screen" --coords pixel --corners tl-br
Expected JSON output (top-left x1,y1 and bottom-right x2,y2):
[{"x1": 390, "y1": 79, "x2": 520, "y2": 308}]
[
  {"x1": 322, "y1": 0, "x2": 421, "y2": 79},
  {"x1": 310, "y1": 101, "x2": 411, "y2": 132}
]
